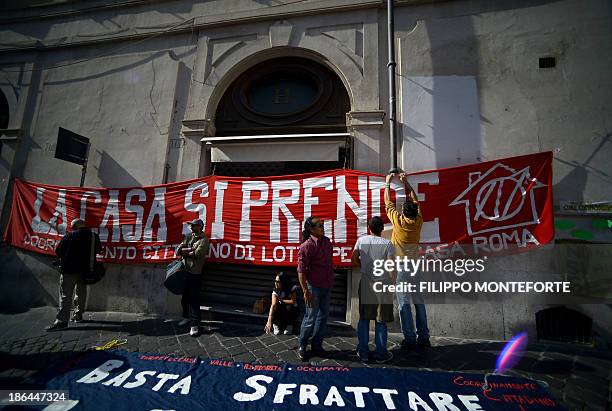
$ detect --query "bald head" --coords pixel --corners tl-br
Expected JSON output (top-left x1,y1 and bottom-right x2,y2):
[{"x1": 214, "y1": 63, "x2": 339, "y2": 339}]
[{"x1": 70, "y1": 219, "x2": 85, "y2": 230}]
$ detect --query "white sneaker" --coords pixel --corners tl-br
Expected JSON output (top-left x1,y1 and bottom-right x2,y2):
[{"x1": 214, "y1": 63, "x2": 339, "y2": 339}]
[
  {"x1": 273, "y1": 324, "x2": 281, "y2": 335},
  {"x1": 178, "y1": 319, "x2": 190, "y2": 327},
  {"x1": 283, "y1": 325, "x2": 293, "y2": 335},
  {"x1": 189, "y1": 326, "x2": 199, "y2": 336}
]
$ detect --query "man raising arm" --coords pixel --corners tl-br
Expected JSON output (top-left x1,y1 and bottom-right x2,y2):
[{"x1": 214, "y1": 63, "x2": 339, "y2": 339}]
[{"x1": 384, "y1": 171, "x2": 430, "y2": 352}]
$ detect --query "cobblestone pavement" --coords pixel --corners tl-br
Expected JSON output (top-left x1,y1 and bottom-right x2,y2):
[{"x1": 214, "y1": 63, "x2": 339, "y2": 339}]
[{"x1": 0, "y1": 307, "x2": 610, "y2": 410}]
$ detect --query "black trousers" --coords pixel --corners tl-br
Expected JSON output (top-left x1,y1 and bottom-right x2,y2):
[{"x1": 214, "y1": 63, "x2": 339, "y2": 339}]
[
  {"x1": 56, "y1": 272, "x2": 87, "y2": 323},
  {"x1": 181, "y1": 274, "x2": 201, "y2": 327},
  {"x1": 273, "y1": 303, "x2": 298, "y2": 329}
]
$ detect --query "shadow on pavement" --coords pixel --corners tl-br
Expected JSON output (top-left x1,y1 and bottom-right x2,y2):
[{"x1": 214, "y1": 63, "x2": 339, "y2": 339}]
[
  {"x1": 313, "y1": 343, "x2": 595, "y2": 376},
  {"x1": 58, "y1": 318, "x2": 177, "y2": 337},
  {"x1": 0, "y1": 349, "x2": 125, "y2": 389}
]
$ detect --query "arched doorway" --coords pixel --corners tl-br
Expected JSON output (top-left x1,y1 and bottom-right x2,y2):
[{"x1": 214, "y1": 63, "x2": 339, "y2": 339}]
[
  {"x1": 209, "y1": 56, "x2": 351, "y2": 176},
  {"x1": 201, "y1": 56, "x2": 352, "y2": 323}
]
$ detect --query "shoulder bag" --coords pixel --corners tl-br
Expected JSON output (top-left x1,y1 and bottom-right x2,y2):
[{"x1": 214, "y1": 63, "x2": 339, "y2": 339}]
[{"x1": 84, "y1": 232, "x2": 106, "y2": 285}]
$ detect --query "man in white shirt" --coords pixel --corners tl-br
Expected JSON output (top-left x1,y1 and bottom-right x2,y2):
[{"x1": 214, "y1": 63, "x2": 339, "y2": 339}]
[{"x1": 351, "y1": 216, "x2": 395, "y2": 363}]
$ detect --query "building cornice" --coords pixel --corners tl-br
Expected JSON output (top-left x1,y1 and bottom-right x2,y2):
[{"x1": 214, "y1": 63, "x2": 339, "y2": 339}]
[
  {"x1": 0, "y1": 129, "x2": 22, "y2": 141},
  {"x1": 181, "y1": 119, "x2": 215, "y2": 139},
  {"x1": 0, "y1": 0, "x2": 178, "y2": 24},
  {"x1": 346, "y1": 110, "x2": 386, "y2": 131},
  {"x1": 0, "y1": 0, "x2": 444, "y2": 53}
]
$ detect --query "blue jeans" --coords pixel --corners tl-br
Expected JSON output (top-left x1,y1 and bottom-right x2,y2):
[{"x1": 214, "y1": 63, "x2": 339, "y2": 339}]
[
  {"x1": 357, "y1": 319, "x2": 388, "y2": 360},
  {"x1": 396, "y1": 268, "x2": 429, "y2": 342},
  {"x1": 299, "y1": 286, "x2": 331, "y2": 350}
]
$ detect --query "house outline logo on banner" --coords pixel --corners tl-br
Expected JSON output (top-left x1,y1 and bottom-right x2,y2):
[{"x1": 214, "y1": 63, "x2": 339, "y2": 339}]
[{"x1": 450, "y1": 163, "x2": 547, "y2": 236}]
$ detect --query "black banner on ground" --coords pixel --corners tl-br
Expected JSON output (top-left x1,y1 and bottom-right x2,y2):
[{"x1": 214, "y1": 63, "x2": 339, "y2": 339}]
[{"x1": 23, "y1": 350, "x2": 565, "y2": 410}]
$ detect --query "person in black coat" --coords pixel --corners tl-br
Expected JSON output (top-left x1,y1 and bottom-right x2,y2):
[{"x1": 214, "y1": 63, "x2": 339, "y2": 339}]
[{"x1": 46, "y1": 219, "x2": 101, "y2": 331}]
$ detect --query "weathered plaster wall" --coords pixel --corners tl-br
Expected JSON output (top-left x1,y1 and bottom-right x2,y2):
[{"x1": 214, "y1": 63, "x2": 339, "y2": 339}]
[
  {"x1": 12, "y1": 36, "x2": 196, "y2": 188},
  {"x1": 396, "y1": 0, "x2": 612, "y2": 204}
]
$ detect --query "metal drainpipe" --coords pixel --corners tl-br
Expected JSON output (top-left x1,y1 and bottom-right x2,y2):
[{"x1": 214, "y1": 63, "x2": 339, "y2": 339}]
[{"x1": 387, "y1": 0, "x2": 398, "y2": 172}]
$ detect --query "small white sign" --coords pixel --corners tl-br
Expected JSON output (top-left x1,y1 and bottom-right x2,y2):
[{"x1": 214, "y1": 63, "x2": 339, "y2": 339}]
[{"x1": 559, "y1": 201, "x2": 612, "y2": 215}]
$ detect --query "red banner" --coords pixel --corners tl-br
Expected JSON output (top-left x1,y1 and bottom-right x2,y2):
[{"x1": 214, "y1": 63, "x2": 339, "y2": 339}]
[{"x1": 4, "y1": 151, "x2": 553, "y2": 266}]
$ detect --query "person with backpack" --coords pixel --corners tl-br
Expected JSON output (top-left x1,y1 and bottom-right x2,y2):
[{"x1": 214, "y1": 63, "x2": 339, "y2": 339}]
[
  {"x1": 176, "y1": 218, "x2": 209, "y2": 337},
  {"x1": 46, "y1": 219, "x2": 101, "y2": 331}
]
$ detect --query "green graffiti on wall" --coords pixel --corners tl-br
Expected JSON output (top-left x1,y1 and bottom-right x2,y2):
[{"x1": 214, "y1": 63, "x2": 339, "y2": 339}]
[
  {"x1": 555, "y1": 217, "x2": 611, "y2": 242},
  {"x1": 554, "y1": 220, "x2": 575, "y2": 230},
  {"x1": 592, "y1": 219, "x2": 612, "y2": 229},
  {"x1": 569, "y1": 229, "x2": 594, "y2": 241}
]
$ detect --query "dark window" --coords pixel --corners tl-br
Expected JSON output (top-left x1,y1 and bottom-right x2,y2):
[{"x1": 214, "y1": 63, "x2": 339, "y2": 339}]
[
  {"x1": 539, "y1": 57, "x2": 556, "y2": 69},
  {"x1": 536, "y1": 306, "x2": 592, "y2": 343},
  {"x1": 0, "y1": 90, "x2": 9, "y2": 129},
  {"x1": 249, "y1": 74, "x2": 319, "y2": 115},
  {"x1": 215, "y1": 57, "x2": 350, "y2": 136}
]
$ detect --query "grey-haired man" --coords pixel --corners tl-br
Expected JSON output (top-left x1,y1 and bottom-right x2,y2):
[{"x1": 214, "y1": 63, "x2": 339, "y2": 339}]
[
  {"x1": 46, "y1": 219, "x2": 101, "y2": 331},
  {"x1": 177, "y1": 219, "x2": 209, "y2": 336}
]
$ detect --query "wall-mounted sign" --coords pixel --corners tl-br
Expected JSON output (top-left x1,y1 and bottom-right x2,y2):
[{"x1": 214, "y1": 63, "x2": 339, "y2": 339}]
[
  {"x1": 54, "y1": 127, "x2": 89, "y2": 166},
  {"x1": 559, "y1": 201, "x2": 612, "y2": 215}
]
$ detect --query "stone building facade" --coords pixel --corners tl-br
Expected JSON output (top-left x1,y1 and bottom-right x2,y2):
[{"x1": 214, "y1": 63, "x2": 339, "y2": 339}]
[{"x1": 0, "y1": 0, "x2": 610, "y2": 342}]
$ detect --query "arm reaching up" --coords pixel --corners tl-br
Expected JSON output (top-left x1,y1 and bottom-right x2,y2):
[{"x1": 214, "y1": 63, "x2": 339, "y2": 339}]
[
  {"x1": 384, "y1": 173, "x2": 394, "y2": 204},
  {"x1": 384, "y1": 173, "x2": 402, "y2": 226},
  {"x1": 399, "y1": 173, "x2": 418, "y2": 203}
]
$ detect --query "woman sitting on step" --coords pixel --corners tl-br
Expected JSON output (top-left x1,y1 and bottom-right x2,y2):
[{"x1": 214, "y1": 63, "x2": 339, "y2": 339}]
[{"x1": 264, "y1": 272, "x2": 299, "y2": 335}]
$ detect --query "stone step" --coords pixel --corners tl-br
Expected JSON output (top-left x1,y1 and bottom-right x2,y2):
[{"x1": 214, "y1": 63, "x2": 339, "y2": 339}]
[{"x1": 199, "y1": 303, "x2": 354, "y2": 335}]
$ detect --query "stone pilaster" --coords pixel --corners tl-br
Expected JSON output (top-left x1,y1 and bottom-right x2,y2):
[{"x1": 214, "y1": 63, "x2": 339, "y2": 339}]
[
  {"x1": 347, "y1": 110, "x2": 386, "y2": 174},
  {"x1": 179, "y1": 119, "x2": 215, "y2": 180}
]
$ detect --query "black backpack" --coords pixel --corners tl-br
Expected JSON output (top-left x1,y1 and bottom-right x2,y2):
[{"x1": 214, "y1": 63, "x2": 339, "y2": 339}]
[{"x1": 83, "y1": 232, "x2": 105, "y2": 285}]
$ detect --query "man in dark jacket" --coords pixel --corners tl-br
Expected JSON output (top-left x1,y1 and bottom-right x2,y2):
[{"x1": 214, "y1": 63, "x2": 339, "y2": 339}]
[
  {"x1": 46, "y1": 219, "x2": 101, "y2": 331},
  {"x1": 176, "y1": 219, "x2": 209, "y2": 337}
]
